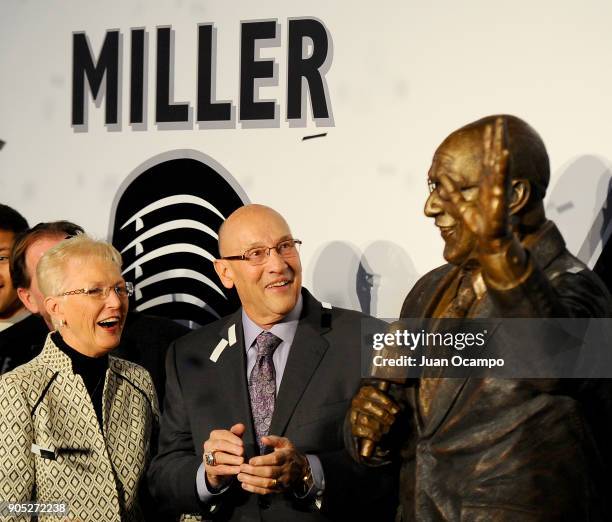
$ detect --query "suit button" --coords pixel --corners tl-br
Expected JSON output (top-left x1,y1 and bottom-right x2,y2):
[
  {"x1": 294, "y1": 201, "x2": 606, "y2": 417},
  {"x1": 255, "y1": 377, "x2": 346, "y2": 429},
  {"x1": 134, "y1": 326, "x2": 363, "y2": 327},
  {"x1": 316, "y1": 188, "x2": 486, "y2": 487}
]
[{"x1": 258, "y1": 497, "x2": 270, "y2": 510}]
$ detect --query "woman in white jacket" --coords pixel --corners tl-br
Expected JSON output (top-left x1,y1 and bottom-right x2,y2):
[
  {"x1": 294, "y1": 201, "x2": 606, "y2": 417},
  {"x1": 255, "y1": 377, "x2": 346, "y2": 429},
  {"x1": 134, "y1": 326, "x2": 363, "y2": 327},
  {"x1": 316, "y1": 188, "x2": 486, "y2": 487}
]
[{"x1": 0, "y1": 234, "x2": 158, "y2": 522}]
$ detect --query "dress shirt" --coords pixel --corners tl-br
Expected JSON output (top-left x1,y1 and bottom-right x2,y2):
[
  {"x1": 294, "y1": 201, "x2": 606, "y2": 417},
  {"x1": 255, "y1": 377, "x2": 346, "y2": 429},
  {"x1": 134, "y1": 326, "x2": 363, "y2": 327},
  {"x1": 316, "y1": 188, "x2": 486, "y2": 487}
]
[{"x1": 242, "y1": 294, "x2": 303, "y2": 392}]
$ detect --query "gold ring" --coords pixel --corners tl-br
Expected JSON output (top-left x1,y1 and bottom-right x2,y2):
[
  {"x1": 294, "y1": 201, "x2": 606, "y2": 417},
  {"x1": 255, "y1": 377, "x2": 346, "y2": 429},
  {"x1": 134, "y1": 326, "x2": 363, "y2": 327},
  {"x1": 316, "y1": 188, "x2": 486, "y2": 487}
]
[{"x1": 271, "y1": 479, "x2": 278, "y2": 487}]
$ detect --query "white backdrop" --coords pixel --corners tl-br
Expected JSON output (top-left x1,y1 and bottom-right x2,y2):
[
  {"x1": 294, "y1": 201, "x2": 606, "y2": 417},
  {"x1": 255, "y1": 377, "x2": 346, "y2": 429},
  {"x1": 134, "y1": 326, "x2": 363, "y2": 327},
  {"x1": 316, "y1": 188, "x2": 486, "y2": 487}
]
[{"x1": 2, "y1": 0, "x2": 611, "y2": 317}]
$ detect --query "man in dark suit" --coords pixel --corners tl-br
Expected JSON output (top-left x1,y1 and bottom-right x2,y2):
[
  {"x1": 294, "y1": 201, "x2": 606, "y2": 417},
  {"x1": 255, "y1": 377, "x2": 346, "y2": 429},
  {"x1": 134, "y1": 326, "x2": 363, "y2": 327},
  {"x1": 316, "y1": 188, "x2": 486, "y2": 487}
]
[
  {"x1": 0, "y1": 204, "x2": 38, "y2": 374},
  {"x1": 148, "y1": 204, "x2": 395, "y2": 521},
  {"x1": 349, "y1": 116, "x2": 612, "y2": 520}
]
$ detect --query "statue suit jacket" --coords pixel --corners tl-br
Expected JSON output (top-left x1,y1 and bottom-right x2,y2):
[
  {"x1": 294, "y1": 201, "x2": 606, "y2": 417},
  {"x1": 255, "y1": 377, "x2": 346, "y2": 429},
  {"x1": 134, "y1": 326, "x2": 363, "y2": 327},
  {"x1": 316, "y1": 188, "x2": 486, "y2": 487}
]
[
  {"x1": 0, "y1": 334, "x2": 159, "y2": 522},
  {"x1": 148, "y1": 288, "x2": 397, "y2": 522},
  {"x1": 358, "y1": 221, "x2": 612, "y2": 521}
]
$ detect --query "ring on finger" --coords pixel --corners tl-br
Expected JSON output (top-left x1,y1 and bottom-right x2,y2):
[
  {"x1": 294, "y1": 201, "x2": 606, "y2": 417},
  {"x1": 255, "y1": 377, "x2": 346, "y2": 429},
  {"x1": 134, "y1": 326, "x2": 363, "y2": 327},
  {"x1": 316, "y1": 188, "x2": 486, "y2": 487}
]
[
  {"x1": 271, "y1": 478, "x2": 278, "y2": 488},
  {"x1": 204, "y1": 451, "x2": 217, "y2": 466}
]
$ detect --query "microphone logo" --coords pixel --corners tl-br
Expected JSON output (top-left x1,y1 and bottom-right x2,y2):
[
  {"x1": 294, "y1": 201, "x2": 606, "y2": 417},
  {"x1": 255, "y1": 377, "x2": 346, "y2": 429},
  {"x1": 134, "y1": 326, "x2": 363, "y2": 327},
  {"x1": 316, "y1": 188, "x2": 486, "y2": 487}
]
[{"x1": 110, "y1": 150, "x2": 249, "y2": 328}]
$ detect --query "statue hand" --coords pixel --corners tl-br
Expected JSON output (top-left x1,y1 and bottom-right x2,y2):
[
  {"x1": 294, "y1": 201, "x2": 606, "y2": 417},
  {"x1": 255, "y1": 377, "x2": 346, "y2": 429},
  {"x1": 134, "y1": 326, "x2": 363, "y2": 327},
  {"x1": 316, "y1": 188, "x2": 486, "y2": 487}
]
[
  {"x1": 439, "y1": 117, "x2": 511, "y2": 253},
  {"x1": 350, "y1": 385, "x2": 399, "y2": 443}
]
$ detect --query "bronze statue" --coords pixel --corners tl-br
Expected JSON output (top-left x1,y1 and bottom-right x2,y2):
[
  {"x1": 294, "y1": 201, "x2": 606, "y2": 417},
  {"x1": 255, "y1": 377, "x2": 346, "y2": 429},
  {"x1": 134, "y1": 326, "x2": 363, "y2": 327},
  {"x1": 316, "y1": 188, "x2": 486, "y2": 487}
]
[{"x1": 349, "y1": 116, "x2": 612, "y2": 521}]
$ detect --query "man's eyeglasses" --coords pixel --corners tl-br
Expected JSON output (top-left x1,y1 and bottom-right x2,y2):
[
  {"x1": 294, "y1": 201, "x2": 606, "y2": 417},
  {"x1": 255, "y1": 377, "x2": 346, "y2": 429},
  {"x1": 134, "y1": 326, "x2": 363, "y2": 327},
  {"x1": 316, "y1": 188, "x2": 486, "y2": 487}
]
[
  {"x1": 221, "y1": 239, "x2": 302, "y2": 266},
  {"x1": 58, "y1": 282, "x2": 134, "y2": 300}
]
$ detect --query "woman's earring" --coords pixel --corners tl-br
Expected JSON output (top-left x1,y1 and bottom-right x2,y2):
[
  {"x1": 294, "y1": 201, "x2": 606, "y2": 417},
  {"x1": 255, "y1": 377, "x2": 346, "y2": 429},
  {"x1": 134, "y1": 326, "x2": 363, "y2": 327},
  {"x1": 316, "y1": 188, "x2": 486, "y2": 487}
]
[{"x1": 59, "y1": 319, "x2": 66, "y2": 328}]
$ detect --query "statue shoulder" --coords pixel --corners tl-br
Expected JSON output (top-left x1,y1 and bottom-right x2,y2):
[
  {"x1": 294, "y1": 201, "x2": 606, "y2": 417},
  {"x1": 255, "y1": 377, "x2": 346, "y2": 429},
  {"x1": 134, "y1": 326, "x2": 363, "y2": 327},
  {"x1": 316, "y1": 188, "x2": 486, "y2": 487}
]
[{"x1": 400, "y1": 264, "x2": 453, "y2": 318}]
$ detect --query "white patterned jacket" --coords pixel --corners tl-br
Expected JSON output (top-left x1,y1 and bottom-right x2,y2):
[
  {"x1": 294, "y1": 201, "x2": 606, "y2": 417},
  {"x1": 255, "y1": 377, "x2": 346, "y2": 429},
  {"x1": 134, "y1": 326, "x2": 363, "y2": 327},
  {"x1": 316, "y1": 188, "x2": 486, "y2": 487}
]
[{"x1": 0, "y1": 334, "x2": 159, "y2": 522}]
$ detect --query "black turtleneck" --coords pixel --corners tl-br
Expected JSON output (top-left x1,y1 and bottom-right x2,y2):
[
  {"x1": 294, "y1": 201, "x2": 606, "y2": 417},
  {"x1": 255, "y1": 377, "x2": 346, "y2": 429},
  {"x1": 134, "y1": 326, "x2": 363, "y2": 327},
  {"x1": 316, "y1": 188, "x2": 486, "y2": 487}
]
[{"x1": 51, "y1": 331, "x2": 108, "y2": 430}]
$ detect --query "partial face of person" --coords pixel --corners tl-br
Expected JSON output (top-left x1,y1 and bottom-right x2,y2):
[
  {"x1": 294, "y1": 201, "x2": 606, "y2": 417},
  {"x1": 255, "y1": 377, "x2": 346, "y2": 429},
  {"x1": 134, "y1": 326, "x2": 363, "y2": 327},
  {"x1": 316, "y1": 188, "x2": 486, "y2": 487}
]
[
  {"x1": 424, "y1": 132, "x2": 482, "y2": 265},
  {"x1": 215, "y1": 208, "x2": 302, "y2": 328},
  {"x1": 49, "y1": 257, "x2": 128, "y2": 357},
  {"x1": 19, "y1": 234, "x2": 65, "y2": 325},
  {"x1": 0, "y1": 230, "x2": 22, "y2": 319}
]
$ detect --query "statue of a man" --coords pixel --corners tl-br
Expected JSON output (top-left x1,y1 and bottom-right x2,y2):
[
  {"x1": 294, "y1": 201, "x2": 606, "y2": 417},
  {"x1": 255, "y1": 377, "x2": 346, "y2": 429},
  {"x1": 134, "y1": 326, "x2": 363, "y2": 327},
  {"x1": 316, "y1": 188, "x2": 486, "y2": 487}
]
[{"x1": 349, "y1": 116, "x2": 612, "y2": 521}]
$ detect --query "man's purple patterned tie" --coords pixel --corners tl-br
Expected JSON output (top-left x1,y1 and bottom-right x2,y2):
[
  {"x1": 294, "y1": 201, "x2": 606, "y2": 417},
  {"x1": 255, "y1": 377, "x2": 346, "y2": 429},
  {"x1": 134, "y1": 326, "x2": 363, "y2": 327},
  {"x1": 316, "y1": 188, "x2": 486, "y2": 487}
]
[{"x1": 249, "y1": 331, "x2": 282, "y2": 453}]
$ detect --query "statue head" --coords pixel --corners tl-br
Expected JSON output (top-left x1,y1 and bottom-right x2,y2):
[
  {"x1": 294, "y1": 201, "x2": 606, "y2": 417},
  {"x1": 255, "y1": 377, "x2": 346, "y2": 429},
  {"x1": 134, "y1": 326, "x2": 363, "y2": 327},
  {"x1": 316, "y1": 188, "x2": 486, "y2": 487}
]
[{"x1": 424, "y1": 115, "x2": 550, "y2": 265}]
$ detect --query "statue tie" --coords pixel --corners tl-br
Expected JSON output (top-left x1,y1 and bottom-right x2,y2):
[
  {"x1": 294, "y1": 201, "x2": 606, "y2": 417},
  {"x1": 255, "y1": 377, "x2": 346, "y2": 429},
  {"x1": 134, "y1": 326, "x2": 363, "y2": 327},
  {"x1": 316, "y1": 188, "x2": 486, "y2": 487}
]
[
  {"x1": 420, "y1": 269, "x2": 477, "y2": 417},
  {"x1": 444, "y1": 268, "x2": 477, "y2": 319}
]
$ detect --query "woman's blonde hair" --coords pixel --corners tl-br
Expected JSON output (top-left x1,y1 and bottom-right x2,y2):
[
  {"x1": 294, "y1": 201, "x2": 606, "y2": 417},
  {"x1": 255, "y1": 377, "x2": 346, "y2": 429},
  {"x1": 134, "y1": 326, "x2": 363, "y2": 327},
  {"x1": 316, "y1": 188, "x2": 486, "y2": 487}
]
[{"x1": 37, "y1": 234, "x2": 123, "y2": 297}]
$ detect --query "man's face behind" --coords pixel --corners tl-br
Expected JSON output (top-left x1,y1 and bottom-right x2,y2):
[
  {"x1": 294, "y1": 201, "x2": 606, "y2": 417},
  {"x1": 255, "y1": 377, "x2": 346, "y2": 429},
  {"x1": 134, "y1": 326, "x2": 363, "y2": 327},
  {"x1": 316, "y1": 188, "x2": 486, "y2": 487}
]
[
  {"x1": 19, "y1": 234, "x2": 65, "y2": 326},
  {"x1": 0, "y1": 230, "x2": 21, "y2": 319},
  {"x1": 216, "y1": 208, "x2": 302, "y2": 328}
]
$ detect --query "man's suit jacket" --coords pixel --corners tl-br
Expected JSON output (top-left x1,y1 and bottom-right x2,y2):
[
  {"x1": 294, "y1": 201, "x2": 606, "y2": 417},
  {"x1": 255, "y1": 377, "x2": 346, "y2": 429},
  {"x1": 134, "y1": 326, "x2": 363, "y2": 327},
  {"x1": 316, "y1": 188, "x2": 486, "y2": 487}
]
[
  {"x1": 148, "y1": 288, "x2": 397, "y2": 521},
  {"x1": 367, "y1": 222, "x2": 612, "y2": 521},
  {"x1": 0, "y1": 313, "x2": 47, "y2": 374},
  {"x1": 0, "y1": 334, "x2": 159, "y2": 522},
  {"x1": 113, "y1": 311, "x2": 191, "y2": 408}
]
